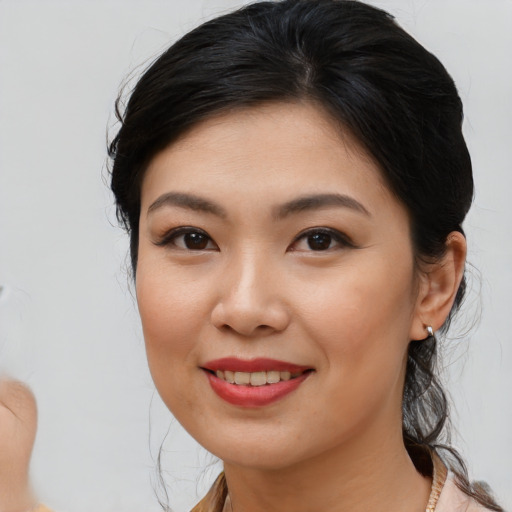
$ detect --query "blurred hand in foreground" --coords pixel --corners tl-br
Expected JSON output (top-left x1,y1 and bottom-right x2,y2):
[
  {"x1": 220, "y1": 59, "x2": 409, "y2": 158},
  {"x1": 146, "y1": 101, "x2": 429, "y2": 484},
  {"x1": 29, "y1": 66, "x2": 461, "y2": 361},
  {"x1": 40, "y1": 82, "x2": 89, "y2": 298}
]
[{"x1": 0, "y1": 378, "x2": 37, "y2": 512}]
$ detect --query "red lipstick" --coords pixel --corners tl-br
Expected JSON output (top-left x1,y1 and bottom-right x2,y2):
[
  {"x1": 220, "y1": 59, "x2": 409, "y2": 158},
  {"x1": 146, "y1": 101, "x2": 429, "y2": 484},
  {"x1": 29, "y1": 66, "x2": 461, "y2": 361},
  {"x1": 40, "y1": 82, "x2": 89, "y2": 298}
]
[{"x1": 202, "y1": 358, "x2": 313, "y2": 408}]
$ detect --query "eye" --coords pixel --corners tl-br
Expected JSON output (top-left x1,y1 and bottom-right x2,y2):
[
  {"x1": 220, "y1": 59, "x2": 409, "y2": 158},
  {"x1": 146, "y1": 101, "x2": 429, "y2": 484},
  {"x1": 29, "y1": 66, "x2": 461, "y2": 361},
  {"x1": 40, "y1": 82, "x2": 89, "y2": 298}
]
[
  {"x1": 289, "y1": 228, "x2": 354, "y2": 252},
  {"x1": 156, "y1": 227, "x2": 218, "y2": 251}
]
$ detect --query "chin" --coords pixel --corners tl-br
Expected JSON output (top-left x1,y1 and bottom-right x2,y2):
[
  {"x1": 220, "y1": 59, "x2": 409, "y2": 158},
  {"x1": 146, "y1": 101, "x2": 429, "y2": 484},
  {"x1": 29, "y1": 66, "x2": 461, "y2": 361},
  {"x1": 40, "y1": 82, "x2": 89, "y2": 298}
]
[
  {"x1": 220, "y1": 449, "x2": 300, "y2": 471},
  {"x1": 197, "y1": 430, "x2": 320, "y2": 472}
]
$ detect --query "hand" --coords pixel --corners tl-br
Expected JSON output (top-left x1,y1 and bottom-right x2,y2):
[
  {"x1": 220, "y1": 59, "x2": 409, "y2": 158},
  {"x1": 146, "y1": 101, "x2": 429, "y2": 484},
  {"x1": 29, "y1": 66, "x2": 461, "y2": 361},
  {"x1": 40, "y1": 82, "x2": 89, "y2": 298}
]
[{"x1": 0, "y1": 378, "x2": 38, "y2": 512}]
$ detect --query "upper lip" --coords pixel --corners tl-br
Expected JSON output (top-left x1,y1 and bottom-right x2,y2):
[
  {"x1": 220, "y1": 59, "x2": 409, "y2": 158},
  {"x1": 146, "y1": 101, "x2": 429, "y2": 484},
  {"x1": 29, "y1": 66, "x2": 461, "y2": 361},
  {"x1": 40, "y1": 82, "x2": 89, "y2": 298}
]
[{"x1": 201, "y1": 357, "x2": 312, "y2": 373}]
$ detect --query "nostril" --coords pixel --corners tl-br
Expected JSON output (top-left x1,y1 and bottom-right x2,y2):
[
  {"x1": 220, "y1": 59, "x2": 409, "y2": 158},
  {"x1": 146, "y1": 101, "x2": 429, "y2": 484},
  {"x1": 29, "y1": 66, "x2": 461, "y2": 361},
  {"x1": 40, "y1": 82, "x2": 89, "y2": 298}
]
[
  {"x1": 210, "y1": 297, "x2": 291, "y2": 337},
  {"x1": 217, "y1": 323, "x2": 277, "y2": 337}
]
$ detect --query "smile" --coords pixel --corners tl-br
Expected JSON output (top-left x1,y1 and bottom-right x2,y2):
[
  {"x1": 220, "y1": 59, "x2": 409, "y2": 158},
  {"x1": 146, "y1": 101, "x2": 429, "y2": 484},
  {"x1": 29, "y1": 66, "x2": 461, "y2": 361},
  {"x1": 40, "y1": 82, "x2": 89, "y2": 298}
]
[
  {"x1": 202, "y1": 358, "x2": 314, "y2": 407},
  {"x1": 213, "y1": 370, "x2": 302, "y2": 386}
]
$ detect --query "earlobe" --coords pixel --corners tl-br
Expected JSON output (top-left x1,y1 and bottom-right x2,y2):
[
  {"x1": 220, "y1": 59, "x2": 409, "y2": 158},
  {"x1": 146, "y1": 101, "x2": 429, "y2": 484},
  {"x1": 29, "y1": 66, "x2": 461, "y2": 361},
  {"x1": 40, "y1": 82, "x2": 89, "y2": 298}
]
[{"x1": 410, "y1": 231, "x2": 467, "y2": 341}]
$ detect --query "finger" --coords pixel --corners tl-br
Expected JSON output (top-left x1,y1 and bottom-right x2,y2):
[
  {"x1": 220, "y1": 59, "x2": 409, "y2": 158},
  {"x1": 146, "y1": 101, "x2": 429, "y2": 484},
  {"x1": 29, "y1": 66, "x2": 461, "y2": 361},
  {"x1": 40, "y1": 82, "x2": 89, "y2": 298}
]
[{"x1": 0, "y1": 379, "x2": 37, "y2": 435}]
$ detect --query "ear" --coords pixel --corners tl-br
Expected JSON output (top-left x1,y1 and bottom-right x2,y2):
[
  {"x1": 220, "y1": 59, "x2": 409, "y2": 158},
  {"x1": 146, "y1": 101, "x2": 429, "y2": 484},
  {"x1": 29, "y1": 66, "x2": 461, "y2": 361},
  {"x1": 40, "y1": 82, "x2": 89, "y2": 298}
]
[{"x1": 409, "y1": 231, "x2": 467, "y2": 340}]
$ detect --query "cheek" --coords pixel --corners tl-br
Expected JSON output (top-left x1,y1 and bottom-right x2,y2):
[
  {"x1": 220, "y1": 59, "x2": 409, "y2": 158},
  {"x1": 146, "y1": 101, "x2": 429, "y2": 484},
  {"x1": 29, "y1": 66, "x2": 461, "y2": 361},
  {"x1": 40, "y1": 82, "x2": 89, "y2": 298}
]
[
  {"x1": 136, "y1": 269, "x2": 209, "y2": 418},
  {"x1": 297, "y1": 254, "x2": 417, "y2": 395},
  {"x1": 288, "y1": 265, "x2": 416, "y2": 449},
  {"x1": 135, "y1": 260, "x2": 209, "y2": 379},
  {"x1": 301, "y1": 257, "x2": 415, "y2": 338}
]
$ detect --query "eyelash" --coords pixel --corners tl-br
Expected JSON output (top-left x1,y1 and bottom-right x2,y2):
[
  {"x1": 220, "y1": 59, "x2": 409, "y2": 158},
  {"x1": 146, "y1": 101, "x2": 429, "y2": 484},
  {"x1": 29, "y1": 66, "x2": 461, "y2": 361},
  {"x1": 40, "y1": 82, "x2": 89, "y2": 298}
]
[
  {"x1": 155, "y1": 226, "x2": 355, "y2": 252},
  {"x1": 155, "y1": 227, "x2": 218, "y2": 251},
  {"x1": 290, "y1": 227, "x2": 355, "y2": 252}
]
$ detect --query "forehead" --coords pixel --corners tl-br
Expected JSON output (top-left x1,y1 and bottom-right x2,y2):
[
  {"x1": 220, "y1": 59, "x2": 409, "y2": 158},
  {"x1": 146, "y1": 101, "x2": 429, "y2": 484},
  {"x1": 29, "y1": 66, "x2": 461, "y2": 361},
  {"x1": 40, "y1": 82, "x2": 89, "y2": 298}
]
[{"x1": 141, "y1": 101, "x2": 393, "y2": 215}]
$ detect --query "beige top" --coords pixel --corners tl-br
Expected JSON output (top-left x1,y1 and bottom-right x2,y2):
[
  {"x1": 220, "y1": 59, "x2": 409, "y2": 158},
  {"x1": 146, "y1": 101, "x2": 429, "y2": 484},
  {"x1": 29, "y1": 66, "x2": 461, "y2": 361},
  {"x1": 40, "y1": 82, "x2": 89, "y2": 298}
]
[
  {"x1": 436, "y1": 475, "x2": 493, "y2": 512},
  {"x1": 429, "y1": 452, "x2": 493, "y2": 512},
  {"x1": 192, "y1": 452, "x2": 496, "y2": 512}
]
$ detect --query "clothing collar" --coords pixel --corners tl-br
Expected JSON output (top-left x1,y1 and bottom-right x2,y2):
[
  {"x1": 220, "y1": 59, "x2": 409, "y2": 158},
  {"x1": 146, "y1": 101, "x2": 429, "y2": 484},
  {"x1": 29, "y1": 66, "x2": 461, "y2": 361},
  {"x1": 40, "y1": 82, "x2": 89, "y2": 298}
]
[{"x1": 426, "y1": 450, "x2": 449, "y2": 512}]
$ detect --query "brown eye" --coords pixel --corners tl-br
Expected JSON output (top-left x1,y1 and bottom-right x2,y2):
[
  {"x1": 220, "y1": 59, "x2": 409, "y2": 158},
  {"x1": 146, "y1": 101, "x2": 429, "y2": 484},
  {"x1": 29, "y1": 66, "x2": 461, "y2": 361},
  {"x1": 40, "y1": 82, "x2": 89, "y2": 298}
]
[
  {"x1": 289, "y1": 228, "x2": 355, "y2": 253},
  {"x1": 183, "y1": 232, "x2": 210, "y2": 250},
  {"x1": 307, "y1": 232, "x2": 333, "y2": 251},
  {"x1": 156, "y1": 227, "x2": 218, "y2": 251}
]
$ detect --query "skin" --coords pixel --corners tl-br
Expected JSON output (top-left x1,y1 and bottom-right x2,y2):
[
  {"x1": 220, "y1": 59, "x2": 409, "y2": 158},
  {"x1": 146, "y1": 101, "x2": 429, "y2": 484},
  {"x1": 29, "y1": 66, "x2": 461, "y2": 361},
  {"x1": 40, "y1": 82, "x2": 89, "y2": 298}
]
[
  {"x1": 137, "y1": 102, "x2": 466, "y2": 512},
  {"x1": 0, "y1": 378, "x2": 37, "y2": 512}
]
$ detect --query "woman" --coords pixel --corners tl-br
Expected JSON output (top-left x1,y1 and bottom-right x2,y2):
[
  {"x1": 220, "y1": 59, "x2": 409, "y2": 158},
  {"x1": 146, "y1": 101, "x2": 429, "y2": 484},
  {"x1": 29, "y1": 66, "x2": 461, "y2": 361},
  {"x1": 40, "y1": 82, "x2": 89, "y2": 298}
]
[
  {"x1": 0, "y1": 0, "x2": 505, "y2": 511},
  {"x1": 107, "y1": 0, "x2": 503, "y2": 510}
]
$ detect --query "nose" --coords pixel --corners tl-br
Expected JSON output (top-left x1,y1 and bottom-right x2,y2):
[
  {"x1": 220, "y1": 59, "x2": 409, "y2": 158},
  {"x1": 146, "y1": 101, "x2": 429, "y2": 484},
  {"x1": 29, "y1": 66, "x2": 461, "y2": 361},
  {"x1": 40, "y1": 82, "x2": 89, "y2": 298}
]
[{"x1": 210, "y1": 251, "x2": 291, "y2": 337}]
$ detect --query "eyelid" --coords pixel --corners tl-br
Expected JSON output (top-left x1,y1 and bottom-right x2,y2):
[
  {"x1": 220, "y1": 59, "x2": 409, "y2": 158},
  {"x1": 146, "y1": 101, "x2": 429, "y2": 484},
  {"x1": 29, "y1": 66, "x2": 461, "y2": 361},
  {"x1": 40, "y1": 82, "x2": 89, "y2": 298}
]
[
  {"x1": 154, "y1": 226, "x2": 218, "y2": 250},
  {"x1": 288, "y1": 227, "x2": 355, "y2": 251}
]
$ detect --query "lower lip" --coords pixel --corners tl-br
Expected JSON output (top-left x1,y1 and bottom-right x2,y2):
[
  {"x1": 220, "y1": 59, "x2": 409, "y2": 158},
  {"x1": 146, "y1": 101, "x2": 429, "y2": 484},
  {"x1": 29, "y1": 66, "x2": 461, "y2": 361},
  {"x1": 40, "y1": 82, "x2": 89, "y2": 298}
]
[{"x1": 205, "y1": 371, "x2": 311, "y2": 407}]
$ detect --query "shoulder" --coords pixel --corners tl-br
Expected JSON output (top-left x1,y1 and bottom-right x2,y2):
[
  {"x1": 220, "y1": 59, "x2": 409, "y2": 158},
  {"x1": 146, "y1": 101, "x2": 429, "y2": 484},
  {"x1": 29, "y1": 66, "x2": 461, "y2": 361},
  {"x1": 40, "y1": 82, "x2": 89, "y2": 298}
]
[{"x1": 436, "y1": 473, "x2": 496, "y2": 512}]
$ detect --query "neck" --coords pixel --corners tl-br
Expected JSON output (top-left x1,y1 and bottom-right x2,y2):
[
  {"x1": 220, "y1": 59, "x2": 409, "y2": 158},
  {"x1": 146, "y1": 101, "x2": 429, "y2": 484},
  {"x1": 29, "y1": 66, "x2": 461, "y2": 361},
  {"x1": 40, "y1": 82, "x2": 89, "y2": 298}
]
[{"x1": 222, "y1": 422, "x2": 431, "y2": 512}]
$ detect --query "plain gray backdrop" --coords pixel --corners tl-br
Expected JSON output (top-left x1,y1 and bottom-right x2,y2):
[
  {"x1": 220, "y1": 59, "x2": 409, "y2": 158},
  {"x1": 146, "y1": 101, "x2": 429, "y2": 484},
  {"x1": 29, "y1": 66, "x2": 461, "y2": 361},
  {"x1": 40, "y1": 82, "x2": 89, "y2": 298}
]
[{"x1": 0, "y1": 1, "x2": 511, "y2": 511}]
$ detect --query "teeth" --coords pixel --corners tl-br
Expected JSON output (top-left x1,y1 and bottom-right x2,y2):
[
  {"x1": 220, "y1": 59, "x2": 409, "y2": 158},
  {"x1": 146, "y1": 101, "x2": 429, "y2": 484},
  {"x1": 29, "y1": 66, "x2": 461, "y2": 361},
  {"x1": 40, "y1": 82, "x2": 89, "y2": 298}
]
[
  {"x1": 214, "y1": 370, "x2": 302, "y2": 385},
  {"x1": 267, "y1": 370, "x2": 280, "y2": 384},
  {"x1": 234, "y1": 372, "x2": 251, "y2": 385},
  {"x1": 250, "y1": 372, "x2": 267, "y2": 386}
]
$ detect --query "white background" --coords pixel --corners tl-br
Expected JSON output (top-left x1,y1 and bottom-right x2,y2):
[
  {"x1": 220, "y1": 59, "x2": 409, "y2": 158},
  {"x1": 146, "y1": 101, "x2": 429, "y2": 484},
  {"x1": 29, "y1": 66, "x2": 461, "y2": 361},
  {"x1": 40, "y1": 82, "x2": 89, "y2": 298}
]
[{"x1": 0, "y1": 1, "x2": 510, "y2": 511}]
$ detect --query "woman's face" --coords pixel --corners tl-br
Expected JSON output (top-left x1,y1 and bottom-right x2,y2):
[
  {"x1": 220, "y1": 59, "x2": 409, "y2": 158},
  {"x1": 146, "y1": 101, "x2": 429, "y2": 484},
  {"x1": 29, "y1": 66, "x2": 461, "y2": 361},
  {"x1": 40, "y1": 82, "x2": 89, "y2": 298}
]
[{"x1": 136, "y1": 102, "x2": 424, "y2": 469}]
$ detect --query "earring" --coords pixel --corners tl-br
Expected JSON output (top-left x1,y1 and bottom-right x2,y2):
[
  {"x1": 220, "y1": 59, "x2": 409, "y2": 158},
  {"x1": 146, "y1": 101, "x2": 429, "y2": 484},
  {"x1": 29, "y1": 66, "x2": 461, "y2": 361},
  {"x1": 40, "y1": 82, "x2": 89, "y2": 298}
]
[{"x1": 426, "y1": 325, "x2": 434, "y2": 338}]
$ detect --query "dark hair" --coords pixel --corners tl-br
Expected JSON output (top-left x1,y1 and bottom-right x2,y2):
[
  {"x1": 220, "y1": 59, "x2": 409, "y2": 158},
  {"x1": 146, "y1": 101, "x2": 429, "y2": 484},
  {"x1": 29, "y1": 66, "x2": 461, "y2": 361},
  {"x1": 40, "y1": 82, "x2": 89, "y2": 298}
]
[{"x1": 109, "y1": 0, "x2": 501, "y2": 509}]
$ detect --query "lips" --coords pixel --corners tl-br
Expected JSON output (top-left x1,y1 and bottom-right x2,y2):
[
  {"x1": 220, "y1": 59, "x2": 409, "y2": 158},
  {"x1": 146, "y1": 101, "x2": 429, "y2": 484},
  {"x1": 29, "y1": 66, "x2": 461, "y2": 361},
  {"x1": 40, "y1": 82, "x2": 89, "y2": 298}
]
[{"x1": 201, "y1": 358, "x2": 314, "y2": 407}]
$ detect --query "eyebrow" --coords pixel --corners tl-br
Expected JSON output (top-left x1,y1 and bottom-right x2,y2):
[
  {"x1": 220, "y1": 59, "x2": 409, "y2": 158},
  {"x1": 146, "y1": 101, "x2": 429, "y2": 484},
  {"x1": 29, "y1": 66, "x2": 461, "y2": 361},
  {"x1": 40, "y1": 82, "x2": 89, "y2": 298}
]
[
  {"x1": 147, "y1": 192, "x2": 227, "y2": 218},
  {"x1": 147, "y1": 191, "x2": 370, "y2": 220},
  {"x1": 273, "y1": 193, "x2": 371, "y2": 219}
]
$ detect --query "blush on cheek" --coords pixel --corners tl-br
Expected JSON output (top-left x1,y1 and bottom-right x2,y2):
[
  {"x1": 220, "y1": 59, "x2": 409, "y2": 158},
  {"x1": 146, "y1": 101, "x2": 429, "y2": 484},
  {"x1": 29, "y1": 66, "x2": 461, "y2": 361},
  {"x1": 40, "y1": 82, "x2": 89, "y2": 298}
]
[
  {"x1": 141, "y1": 310, "x2": 195, "y2": 354},
  {"x1": 137, "y1": 276, "x2": 191, "y2": 338}
]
